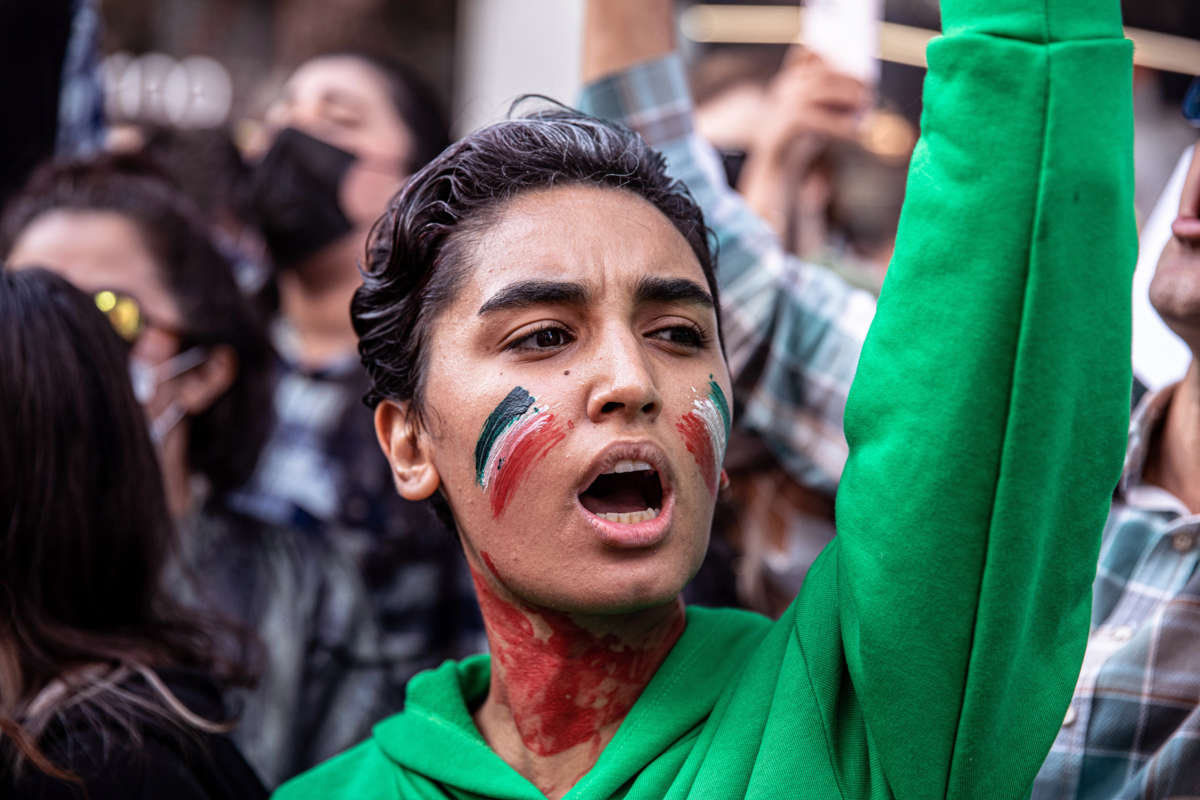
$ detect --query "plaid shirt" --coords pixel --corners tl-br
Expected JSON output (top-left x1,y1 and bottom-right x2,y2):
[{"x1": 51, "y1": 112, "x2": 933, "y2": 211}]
[
  {"x1": 578, "y1": 55, "x2": 876, "y2": 496},
  {"x1": 229, "y1": 322, "x2": 484, "y2": 696},
  {"x1": 1033, "y1": 383, "x2": 1200, "y2": 799}
]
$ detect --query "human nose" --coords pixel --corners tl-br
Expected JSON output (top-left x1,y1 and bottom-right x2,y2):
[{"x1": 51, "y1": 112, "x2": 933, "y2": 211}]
[
  {"x1": 1172, "y1": 142, "x2": 1200, "y2": 241},
  {"x1": 263, "y1": 98, "x2": 300, "y2": 137},
  {"x1": 585, "y1": 329, "x2": 662, "y2": 425},
  {"x1": 266, "y1": 99, "x2": 322, "y2": 145}
]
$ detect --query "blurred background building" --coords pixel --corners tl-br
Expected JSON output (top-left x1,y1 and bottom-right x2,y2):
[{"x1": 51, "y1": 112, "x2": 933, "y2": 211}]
[{"x1": 93, "y1": 0, "x2": 1198, "y2": 221}]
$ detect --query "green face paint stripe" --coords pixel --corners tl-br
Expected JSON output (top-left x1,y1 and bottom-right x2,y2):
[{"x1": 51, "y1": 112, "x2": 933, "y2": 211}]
[
  {"x1": 475, "y1": 386, "x2": 536, "y2": 485},
  {"x1": 708, "y1": 379, "x2": 731, "y2": 435}
]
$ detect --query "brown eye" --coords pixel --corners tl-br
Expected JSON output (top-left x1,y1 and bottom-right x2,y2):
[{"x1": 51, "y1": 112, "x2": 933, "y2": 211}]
[
  {"x1": 535, "y1": 328, "x2": 568, "y2": 348},
  {"x1": 506, "y1": 325, "x2": 576, "y2": 353},
  {"x1": 648, "y1": 325, "x2": 706, "y2": 350}
]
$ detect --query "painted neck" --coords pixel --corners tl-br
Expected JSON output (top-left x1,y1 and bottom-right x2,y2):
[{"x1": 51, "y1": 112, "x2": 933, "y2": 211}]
[{"x1": 469, "y1": 555, "x2": 685, "y2": 796}]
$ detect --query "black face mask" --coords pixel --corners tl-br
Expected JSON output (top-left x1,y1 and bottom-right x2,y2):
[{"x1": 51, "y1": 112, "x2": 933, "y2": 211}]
[{"x1": 248, "y1": 127, "x2": 356, "y2": 269}]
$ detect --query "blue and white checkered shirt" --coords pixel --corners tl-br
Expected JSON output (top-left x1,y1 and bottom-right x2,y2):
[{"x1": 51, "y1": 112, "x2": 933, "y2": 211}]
[{"x1": 1033, "y1": 383, "x2": 1200, "y2": 799}]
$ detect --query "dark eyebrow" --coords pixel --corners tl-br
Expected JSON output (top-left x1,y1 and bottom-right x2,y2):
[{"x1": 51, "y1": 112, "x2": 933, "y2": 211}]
[
  {"x1": 635, "y1": 276, "x2": 714, "y2": 309},
  {"x1": 478, "y1": 280, "x2": 590, "y2": 316}
]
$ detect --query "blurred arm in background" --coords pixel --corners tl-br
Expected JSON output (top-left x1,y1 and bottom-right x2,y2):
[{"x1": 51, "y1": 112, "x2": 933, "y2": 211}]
[{"x1": 734, "y1": 48, "x2": 872, "y2": 258}]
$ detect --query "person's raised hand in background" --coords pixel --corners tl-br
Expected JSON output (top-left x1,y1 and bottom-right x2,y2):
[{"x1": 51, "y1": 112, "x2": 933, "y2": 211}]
[{"x1": 738, "y1": 48, "x2": 873, "y2": 255}]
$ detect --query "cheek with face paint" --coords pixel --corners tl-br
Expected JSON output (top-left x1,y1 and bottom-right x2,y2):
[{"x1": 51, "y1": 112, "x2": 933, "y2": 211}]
[
  {"x1": 475, "y1": 386, "x2": 567, "y2": 517},
  {"x1": 675, "y1": 377, "x2": 731, "y2": 496}
]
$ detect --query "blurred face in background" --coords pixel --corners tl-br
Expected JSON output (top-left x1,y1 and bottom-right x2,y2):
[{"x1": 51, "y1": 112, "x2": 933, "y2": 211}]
[
  {"x1": 264, "y1": 55, "x2": 414, "y2": 228},
  {"x1": 8, "y1": 211, "x2": 183, "y2": 373},
  {"x1": 7, "y1": 210, "x2": 235, "y2": 510}
]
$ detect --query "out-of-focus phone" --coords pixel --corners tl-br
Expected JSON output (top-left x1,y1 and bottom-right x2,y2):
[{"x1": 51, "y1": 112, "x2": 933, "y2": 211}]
[{"x1": 802, "y1": 0, "x2": 883, "y2": 84}]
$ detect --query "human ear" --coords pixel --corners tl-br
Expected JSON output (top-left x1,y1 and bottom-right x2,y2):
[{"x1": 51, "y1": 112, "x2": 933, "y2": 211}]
[
  {"x1": 375, "y1": 399, "x2": 441, "y2": 501},
  {"x1": 177, "y1": 345, "x2": 236, "y2": 414}
]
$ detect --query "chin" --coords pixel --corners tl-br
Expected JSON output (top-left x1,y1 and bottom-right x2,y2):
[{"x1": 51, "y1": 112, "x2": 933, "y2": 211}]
[
  {"x1": 1151, "y1": 246, "x2": 1200, "y2": 329},
  {"x1": 579, "y1": 586, "x2": 681, "y2": 615},
  {"x1": 550, "y1": 550, "x2": 704, "y2": 616}
]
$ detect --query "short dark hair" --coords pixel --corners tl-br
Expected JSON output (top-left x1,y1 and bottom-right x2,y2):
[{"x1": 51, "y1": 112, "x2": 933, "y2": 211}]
[
  {"x1": 0, "y1": 269, "x2": 233, "y2": 778},
  {"x1": 136, "y1": 124, "x2": 251, "y2": 220},
  {"x1": 0, "y1": 154, "x2": 275, "y2": 497},
  {"x1": 352, "y1": 105, "x2": 721, "y2": 420}
]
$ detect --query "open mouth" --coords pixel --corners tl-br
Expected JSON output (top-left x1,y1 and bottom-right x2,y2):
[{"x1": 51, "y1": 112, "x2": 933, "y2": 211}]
[{"x1": 578, "y1": 459, "x2": 664, "y2": 524}]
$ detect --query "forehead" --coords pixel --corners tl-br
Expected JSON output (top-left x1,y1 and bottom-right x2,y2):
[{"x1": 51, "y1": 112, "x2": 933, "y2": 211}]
[
  {"x1": 277, "y1": 56, "x2": 413, "y2": 161},
  {"x1": 285, "y1": 56, "x2": 394, "y2": 112},
  {"x1": 457, "y1": 184, "x2": 706, "y2": 306},
  {"x1": 7, "y1": 210, "x2": 180, "y2": 320}
]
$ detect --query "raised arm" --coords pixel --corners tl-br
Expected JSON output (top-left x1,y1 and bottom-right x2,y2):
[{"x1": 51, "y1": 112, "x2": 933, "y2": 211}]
[
  {"x1": 580, "y1": 2, "x2": 875, "y2": 494},
  {"x1": 830, "y1": 0, "x2": 1135, "y2": 793}
]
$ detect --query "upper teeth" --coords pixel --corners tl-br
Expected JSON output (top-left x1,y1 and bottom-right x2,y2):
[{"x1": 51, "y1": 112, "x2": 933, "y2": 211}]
[{"x1": 610, "y1": 459, "x2": 653, "y2": 474}]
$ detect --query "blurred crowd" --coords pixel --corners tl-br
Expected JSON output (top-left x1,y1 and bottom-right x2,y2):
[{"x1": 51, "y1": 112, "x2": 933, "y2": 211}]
[{"x1": 1, "y1": 0, "x2": 1198, "y2": 798}]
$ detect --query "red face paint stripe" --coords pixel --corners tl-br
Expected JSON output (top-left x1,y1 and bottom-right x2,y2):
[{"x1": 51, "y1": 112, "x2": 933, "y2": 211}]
[
  {"x1": 676, "y1": 411, "x2": 718, "y2": 495},
  {"x1": 488, "y1": 413, "x2": 567, "y2": 517}
]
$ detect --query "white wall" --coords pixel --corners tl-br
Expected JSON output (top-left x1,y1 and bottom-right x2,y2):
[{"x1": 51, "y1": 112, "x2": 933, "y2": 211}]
[{"x1": 453, "y1": 0, "x2": 585, "y2": 138}]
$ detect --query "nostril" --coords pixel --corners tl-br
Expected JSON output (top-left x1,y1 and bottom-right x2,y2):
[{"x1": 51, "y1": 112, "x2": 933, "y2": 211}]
[{"x1": 595, "y1": 398, "x2": 658, "y2": 418}]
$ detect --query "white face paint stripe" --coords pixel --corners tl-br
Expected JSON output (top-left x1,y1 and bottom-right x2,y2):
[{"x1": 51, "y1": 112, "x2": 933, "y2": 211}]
[
  {"x1": 480, "y1": 403, "x2": 548, "y2": 490},
  {"x1": 691, "y1": 392, "x2": 729, "y2": 468}
]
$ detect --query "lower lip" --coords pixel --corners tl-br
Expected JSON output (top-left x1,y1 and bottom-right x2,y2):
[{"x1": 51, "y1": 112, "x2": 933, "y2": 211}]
[{"x1": 577, "y1": 490, "x2": 675, "y2": 549}]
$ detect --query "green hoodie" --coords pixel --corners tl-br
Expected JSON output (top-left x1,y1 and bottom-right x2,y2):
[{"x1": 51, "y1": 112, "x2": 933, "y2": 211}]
[{"x1": 274, "y1": 0, "x2": 1136, "y2": 795}]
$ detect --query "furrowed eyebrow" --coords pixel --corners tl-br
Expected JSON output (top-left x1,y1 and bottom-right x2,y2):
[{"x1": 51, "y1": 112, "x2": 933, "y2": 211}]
[
  {"x1": 477, "y1": 280, "x2": 590, "y2": 316},
  {"x1": 634, "y1": 276, "x2": 714, "y2": 309}
]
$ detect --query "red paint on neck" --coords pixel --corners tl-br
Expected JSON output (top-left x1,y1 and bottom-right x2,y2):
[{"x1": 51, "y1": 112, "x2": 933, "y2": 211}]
[
  {"x1": 472, "y1": 553, "x2": 685, "y2": 757},
  {"x1": 489, "y1": 414, "x2": 567, "y2": 517},
  {"x1": 676, "y1": 412, "x2": 717, "y2": 495}
]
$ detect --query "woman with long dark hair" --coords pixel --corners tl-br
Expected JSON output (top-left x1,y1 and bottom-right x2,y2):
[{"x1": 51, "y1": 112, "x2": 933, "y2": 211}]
[
  {"x1": 0, "y1": 268, "x2": 266, "y2": 798},
  {"x1": 2, "y1": 156, "x2": 386, "y2": 787}
]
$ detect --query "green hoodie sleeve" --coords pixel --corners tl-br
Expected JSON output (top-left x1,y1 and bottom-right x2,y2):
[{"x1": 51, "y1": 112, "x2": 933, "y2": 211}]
[{"x1": 824, "y1": 0, "x2": 1135, "y2": 795}]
